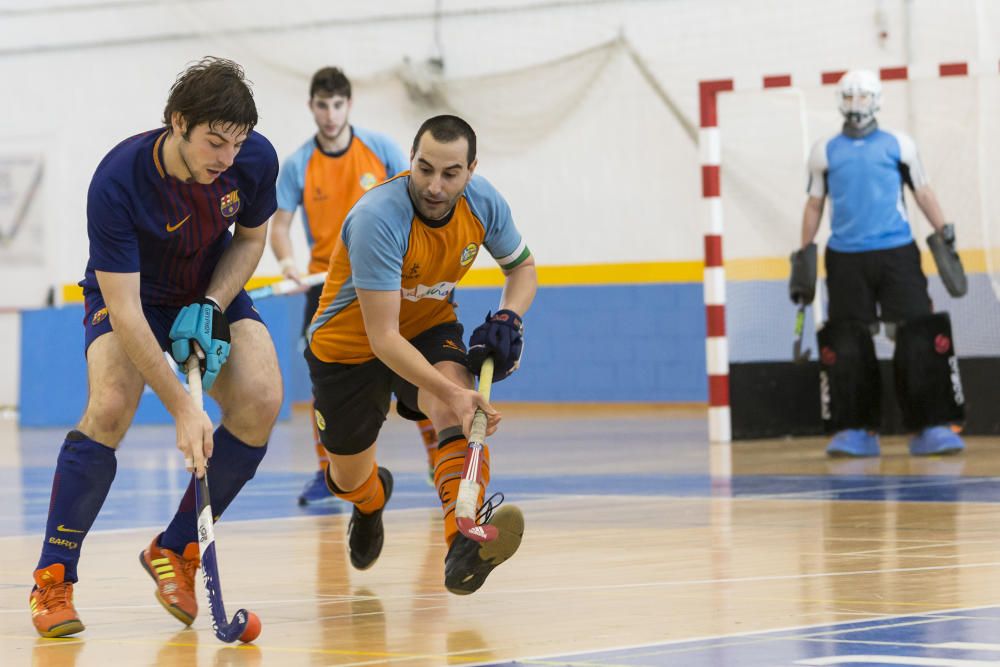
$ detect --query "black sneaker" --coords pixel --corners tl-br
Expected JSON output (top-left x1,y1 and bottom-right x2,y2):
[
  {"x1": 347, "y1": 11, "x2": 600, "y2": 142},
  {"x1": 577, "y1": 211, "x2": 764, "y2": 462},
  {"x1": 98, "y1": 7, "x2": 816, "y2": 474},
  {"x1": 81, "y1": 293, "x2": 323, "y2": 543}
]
[
  {"x1": 444, "y1": 496, "x2": 524, "y2": 595},
  {"x1": 346, "y1": 467, "x2": 393, "y2": 570}
]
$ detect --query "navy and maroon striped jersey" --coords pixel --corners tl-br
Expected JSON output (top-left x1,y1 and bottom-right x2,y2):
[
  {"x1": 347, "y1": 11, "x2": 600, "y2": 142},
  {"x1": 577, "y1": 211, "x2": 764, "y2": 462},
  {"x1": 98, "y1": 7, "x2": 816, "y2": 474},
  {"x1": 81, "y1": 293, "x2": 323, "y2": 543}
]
[{"x1": 80, "y1": 129, "x2": 278, "y2": 306}]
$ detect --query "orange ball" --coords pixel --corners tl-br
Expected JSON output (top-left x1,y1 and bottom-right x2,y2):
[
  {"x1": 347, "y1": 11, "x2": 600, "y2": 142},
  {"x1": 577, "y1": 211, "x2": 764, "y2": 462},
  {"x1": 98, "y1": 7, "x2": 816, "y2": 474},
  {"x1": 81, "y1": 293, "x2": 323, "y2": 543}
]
[{"x1": 239, "y1": 611, "x2": 261, "y2": 643}]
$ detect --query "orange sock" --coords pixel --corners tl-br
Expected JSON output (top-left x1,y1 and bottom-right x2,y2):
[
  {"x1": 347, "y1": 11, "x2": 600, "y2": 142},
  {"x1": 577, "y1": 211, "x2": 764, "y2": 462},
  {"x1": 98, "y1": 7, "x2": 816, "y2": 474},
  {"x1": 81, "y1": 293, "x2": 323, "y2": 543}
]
[
  {"x1": 325, "y1": 463, "x2": 385, "y2": 515},
  {"x1": 417, "y1": 419, "x2": 438, "y2": 468},
  {"x1": 312, "y1": 402, "x2": 328, "y2": 471},
  {"x1": 434, "y1": 429, "x2": 490, "y2": 547}
]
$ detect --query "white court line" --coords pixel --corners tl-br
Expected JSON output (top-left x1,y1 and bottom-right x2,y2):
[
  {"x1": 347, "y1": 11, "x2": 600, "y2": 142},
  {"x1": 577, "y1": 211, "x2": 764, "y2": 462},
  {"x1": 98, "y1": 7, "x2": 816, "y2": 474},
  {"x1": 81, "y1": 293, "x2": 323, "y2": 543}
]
[
  {"x1": 454, "y1": 603, "x2": 1000, "y2": 667},
  {"x1": 742, "y1": 476, "x2": 1000, "y2": 501},
  {"x1": 6, "y1": 560, "x2": 1000, "y2": 615},
  {"x1": 0, "y1": 503, "x2": 441, "y2": 541},
  {"x1": 939, "y1": 643, "x2": 1000, "y2": 651},
  {"x1": 798, "y1": 657, "x2": 996, "y2": 666},
  {"x1": 5, "y1": 489, "x2": 1000, "y2": 543}
]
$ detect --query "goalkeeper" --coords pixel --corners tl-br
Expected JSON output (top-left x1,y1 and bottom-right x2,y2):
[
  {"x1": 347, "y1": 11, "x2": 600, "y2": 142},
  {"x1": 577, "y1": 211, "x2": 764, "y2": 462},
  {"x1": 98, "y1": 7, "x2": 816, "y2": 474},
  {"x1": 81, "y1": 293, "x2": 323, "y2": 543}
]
[{"x1": 789, "y1": 69, "x2": 967, "y2": 458}]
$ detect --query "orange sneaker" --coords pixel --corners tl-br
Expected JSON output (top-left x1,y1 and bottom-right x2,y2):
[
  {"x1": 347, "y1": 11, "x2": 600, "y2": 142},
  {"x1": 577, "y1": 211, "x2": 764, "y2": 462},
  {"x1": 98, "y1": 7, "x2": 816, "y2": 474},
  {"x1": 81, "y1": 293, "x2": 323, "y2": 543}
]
[
  {"x1": 140, "y1": 535, "x2": 199, "y2": 625},
  {"x1": 29, "y1": 563, "x2": 84, "y2": 638}
]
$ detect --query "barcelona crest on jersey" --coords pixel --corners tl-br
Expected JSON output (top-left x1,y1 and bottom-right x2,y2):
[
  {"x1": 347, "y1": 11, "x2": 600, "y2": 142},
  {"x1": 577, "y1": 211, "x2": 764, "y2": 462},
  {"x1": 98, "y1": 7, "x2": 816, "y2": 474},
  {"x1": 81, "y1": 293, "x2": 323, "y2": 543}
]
[{"x1": 220, "y1": 190, "x2": 241, "y2": 217}]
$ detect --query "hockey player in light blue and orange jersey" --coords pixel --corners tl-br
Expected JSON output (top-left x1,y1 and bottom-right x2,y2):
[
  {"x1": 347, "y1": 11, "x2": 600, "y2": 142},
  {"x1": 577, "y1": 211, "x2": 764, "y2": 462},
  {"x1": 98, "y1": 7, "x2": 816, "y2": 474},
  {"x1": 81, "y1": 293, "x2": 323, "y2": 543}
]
[
  {"x1": 267, "y1": 67, "x2": 428, "y2": 504},
  {"x1": 305, "y1": 115, "x2": 536, "y2": 595}
]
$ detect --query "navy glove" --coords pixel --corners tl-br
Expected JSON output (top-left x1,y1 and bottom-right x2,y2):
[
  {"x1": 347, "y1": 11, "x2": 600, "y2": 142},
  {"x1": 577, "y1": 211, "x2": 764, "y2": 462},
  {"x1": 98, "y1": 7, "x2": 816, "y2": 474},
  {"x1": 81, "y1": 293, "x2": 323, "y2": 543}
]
[
  {"x1": 467, "y1": 309, "x2": 523, "y2": 382},
  {"x1": 169, "y1": 298, "x2": 231, "y2": 390}
]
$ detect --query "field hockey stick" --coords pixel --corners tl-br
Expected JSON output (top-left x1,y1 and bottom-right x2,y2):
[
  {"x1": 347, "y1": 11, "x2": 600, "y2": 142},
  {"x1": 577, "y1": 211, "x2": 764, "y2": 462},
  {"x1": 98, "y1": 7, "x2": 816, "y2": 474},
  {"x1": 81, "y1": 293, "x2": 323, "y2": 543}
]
[
  {"x1": 185, "y1": 357, "x2": 255, "y2": 643},
  {"x1": 455, "y1": 357, "x2": 499, "y2": 543},
  {"x1": 792, "y1": 303, "x2": 812, "y2": 363},
  {"x1": 247, "y1": 272, "x2": 325, "y2": 300}
]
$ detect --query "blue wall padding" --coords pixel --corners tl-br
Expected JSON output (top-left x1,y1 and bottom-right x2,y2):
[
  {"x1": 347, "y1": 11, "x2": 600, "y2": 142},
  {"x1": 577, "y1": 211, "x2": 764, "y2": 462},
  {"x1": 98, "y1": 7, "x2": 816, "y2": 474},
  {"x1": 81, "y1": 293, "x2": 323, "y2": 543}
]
[
  {"x1": 20, "y1": 298, "x2": 299, "y2": 427},
  {"x1": 20, "y1": 283, "x2": 707, "y2": 427}
]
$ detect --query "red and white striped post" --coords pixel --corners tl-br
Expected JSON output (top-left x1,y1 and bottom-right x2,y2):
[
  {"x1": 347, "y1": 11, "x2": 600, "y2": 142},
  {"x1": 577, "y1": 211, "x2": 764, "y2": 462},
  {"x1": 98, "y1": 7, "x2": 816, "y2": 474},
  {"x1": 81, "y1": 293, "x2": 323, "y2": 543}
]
[
  {"x1": 699, "y1": 79, "x2": 733, "y2": 443},
  {"x1": 697, "y1": 60, "x2": 982, "y2": 443}
]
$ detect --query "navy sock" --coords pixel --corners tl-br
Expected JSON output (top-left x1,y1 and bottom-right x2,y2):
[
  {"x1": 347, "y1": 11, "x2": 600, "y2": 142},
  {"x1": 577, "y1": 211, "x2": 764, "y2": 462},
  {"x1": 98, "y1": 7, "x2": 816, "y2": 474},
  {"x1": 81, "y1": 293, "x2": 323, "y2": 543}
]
[
  {"x1": 37, "y1": 431, "x2": 117, "y2": 583},
  {"x1": 159, "y1": 426, "x2": 266, "y2": 553}
]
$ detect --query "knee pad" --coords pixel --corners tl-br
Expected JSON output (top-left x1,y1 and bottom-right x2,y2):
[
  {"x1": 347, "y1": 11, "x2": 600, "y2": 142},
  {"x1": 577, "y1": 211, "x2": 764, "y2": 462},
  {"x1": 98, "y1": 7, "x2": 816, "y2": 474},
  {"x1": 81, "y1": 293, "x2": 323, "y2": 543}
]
[
  {"x1": 893, "y1": 312, "x2": 965, "y2": 430},
  {"x1": 817, "y1": 320, "x2": 881, "y2": 432}
]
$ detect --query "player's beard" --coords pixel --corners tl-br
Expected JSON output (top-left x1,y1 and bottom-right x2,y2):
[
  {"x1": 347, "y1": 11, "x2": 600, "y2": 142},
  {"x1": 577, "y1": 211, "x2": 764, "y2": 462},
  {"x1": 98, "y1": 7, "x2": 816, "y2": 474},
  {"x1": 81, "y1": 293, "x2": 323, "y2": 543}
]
[
  {"x1": 408, "y1": 179, "x2": 460, "y2": 221},
  {"x1": 178, "y1": 138, "x2": 222, "y2": 184},
  {"x1": 177, "y1": 139, "x2": 203, "y2": 184}
]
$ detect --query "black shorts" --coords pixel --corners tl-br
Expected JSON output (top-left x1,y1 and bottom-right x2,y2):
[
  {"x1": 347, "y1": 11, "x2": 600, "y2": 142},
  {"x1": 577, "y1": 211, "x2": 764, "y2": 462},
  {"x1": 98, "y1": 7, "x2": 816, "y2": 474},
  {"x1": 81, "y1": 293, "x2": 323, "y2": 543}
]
[
  {"x1": 825, "y1": 242, "x2": 932, "y2": 325},
  {"x1": 305, "y1": 321, "x2": 467, "y2": 455},
  {"x1": 301, "y1": 283, "x2": 323, "y2": 338}
]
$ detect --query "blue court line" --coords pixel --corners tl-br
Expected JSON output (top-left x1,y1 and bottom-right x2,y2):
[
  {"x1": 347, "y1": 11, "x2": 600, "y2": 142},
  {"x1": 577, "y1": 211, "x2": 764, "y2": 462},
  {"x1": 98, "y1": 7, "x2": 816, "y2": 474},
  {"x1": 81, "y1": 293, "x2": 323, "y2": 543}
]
[
  {"x1": 467, "y1": 605, "x2": 1000, "y2": 666},
  {"x1": 6, "y1": 468, "x2": 1000, "y2": 537}
]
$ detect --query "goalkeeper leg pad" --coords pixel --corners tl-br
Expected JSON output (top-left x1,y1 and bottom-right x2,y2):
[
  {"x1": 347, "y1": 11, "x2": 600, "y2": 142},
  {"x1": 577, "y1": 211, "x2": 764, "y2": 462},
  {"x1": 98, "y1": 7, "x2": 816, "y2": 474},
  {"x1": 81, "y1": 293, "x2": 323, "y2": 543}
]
[
  {"x1": 893, "y1": 312, "x2": 965, "y2": 432},
  {"x1": 818, "y1": 320, "x2": 881, "y2": 433}
]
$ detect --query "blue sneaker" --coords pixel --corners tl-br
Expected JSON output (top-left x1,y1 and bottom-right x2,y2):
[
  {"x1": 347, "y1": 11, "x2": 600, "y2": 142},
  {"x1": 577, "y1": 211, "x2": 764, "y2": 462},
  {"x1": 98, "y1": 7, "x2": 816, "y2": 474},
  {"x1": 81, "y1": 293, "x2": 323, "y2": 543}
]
[
  {"x1": 826, "y1": 429, "x2": 880, "y2": 458},
  {"x1": 909, "y1": 425, "x2": 964, "y2": 456},
  {"x1": 297, "y1": 470, "x2": 337, "y2": 506}
]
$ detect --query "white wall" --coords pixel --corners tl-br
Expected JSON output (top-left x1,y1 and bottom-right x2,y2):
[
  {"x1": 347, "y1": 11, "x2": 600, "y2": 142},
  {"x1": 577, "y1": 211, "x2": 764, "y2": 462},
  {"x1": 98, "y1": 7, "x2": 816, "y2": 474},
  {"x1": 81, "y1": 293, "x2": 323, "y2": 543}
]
[
  {"x1": 1, "y1": 0, "x2": 998, "y2": 306},
  {"x1": 0, "y1": 312, "x2": 20, "y2": 410}
]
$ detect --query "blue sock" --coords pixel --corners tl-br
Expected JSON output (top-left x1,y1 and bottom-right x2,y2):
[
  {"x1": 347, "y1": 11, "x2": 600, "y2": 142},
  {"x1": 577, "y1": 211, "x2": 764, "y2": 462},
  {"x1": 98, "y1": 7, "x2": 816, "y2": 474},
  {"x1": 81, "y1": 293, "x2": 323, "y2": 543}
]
[
  {"x1": 159, "y1": 426, "x2": 266, "y2": 553},
  {"x1": 37, "y1": 431, "x2": 117, "y2": 583}
]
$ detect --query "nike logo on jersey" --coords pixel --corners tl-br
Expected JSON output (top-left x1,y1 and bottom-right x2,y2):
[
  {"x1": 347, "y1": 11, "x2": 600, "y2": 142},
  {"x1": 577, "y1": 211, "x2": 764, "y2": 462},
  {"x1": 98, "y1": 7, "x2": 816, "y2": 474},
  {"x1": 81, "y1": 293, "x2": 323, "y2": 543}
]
[
  {"x1": 56, "y1": 524, "x2": 85, "y2": 534},
  {"x1": 166, "y1": 214, "x2": 191, "y2": 232}
]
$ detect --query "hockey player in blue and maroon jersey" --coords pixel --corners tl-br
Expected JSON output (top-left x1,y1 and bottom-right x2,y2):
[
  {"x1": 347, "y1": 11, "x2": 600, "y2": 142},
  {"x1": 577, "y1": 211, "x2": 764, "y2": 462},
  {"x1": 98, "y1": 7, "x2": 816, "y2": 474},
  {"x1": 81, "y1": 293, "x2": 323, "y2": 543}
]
[
  {"x1": 789, "y1": 69, "x2": 967, "y2": 459},
  {"x1": 29, "y1": 57, "x2": 281, "y2": 638}
]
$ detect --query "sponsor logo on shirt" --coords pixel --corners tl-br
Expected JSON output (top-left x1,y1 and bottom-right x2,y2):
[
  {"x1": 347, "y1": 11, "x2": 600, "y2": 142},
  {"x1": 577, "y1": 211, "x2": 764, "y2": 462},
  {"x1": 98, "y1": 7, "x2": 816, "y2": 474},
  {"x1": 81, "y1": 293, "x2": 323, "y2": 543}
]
[
  {"x1": 401, "y1": 281, "x2": 456, "y2": 302},
  {"x1": 360, "y1": 172, "x2": 377, "y2": 190},
  {"x1": 460, "y1": 243, "x2": 478, "y2": 266},
  {"x1": 220, "y1": 190, "x2": 241, "y2": 217}
]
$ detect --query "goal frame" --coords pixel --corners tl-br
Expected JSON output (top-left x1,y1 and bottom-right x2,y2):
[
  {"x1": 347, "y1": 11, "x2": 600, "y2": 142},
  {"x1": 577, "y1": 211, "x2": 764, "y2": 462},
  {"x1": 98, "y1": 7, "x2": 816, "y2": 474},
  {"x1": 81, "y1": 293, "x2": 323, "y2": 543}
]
[{"x1": 698, "y1": 60, "x2": 990, "y2": 443}]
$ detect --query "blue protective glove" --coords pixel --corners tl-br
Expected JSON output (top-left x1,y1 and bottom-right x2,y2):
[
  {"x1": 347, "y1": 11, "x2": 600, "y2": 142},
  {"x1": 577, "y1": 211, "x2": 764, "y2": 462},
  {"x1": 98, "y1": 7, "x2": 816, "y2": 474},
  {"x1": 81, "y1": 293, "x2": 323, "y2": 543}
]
[
  {"x1": 169, "y1": 298, "x2": 231, "y2": 390},
  {"x1": 467, "y1": 309, "x2": 523, "y2": 382}
]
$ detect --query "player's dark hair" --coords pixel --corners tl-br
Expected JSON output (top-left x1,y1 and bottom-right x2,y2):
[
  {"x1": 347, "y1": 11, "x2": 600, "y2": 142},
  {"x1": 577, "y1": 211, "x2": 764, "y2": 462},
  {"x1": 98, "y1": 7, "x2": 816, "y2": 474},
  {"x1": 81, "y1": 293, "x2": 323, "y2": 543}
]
[
  {"x1": 162, "y1": 57, "x2": 258, "y2": 138},
  {"x1": 310, "y1": 67, "x2": 352, "y2": 99},
  {"x1": 412, "y1": 115, "x2": 477, "y2": 166}
]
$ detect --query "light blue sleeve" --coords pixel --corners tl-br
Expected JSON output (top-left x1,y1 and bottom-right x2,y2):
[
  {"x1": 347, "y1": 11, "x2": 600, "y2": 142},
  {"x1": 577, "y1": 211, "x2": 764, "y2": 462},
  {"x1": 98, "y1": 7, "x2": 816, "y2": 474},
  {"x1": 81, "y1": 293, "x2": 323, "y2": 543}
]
[
  {"x1": 466, "y1": 175, "x2": 529, "y2": 269},
  {"x1": 276, "y1": 141, "x2": 312, "y2": 212},
  {"x1": 343, "y1": 208, "x2": 409, "y2": 291},
  {"x1": 355, "y1": 127, "x2": 409, "y2": 178}
]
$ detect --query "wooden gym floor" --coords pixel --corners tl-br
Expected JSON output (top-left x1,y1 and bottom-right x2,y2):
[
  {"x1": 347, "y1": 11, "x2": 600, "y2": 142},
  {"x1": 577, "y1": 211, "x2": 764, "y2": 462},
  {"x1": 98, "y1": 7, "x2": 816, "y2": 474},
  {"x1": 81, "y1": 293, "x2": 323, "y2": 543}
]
[{"x1": 3, "y1": 406, "x2": 1000, "y2": 666}]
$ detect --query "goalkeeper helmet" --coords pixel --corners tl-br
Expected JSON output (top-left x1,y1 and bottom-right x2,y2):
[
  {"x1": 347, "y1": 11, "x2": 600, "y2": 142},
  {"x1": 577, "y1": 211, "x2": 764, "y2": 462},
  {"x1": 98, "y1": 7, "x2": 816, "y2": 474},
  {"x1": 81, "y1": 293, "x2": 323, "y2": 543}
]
[{"x1": 837, "y1": 69, "x2": 881, "y2": 127}]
